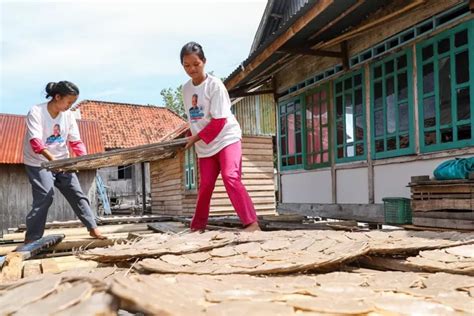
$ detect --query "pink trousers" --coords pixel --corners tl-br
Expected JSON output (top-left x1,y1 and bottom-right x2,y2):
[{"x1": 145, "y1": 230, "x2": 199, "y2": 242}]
[{"x1": 191, "y1": 141, "x2": 258, "y2": 230}]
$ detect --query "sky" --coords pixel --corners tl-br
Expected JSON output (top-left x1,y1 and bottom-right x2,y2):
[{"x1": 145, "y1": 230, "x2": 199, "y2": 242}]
[{"x1": 0, "y1": 0, "x2": 267, "y2": 115}]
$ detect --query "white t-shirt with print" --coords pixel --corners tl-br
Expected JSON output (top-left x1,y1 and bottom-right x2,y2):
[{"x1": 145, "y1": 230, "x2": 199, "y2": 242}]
[
  {"x1": 23, "y1": 102, "x2": 81, "y2": 167},
  {"x1": 182, "y1": 74, "x2": 241, "y2": 158}
]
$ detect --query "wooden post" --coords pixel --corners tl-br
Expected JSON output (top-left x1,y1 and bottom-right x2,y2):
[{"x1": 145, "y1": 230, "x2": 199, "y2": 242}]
[
  {"x1": 141, "y1": 162, "x2": 146, "y2": 214},
  {"x1": 341, "y1": 41, "x2": 350, "y2": 71},
  {"x1": 272, "y1": 76, "x2": 283, "y2": 204},
  {"x1": 412, "y1": 44, "x2": 421, "y2": 154}
]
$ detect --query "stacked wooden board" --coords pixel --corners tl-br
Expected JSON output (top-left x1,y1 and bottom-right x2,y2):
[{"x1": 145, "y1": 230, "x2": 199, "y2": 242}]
[{"x1": 409, "y1": 177, "x2": 474, "y2": 230}]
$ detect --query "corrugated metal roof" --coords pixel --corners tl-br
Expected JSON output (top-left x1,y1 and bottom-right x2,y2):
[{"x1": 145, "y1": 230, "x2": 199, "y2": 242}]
[{"x1": 0, "y1": 114, "x2": 104, "y2": 164}]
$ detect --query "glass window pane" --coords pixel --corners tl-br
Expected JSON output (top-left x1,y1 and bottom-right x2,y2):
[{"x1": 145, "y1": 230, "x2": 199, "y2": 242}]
[
  {"x1": 455, "y1": 29, "x2": 468, "y2": 48},
  {"x1": 281, "y1": 136, "x2": 286, "y2": 155},
  {"x1": 423, "y1": 97, "x2": 436, "y2": 128},
  {"x1": 458, "y1": 124, "x2": 472, "y2": 140},
  {"x1": 423, "y1": 63, "x2": 434, "y2": 94},
  {"x1": 322, "y1": 127, "x2": 329, "y2": 151},
  {"x1": 307, "y1": 130, "x2": 313, "y2": 154},
  {"x1": 313, "y1": 128, "x2": 321, "y2": 153},
  {"x1": 296, "y1": 133, "x2": 302, "y2": 153},
  {"x1": 385, "y1": 60, "x2": 394, "y2": 74},
  {"x1": 296, "y1": 111, "x2": 302, "y2": 132},
  {"x1": 280, "y1": 105, "x2": 286, "y2": 114},
  {"x1": 336, "y1": 96, "x2": 343, "y2": 118},
  {"x1": 288, "y1": 156, "x2": 295, "y2": 166},
  {"x1": 344, "y1": 78, "x2": 352, "y2": 90},
  {"x1": 399, "y1": 134, "x2": 409, "y2": 149},
  {"x1": 374, "y1": 66, "x2": 382, "y2": 78},
  {"x1": 287, "y1": 114, "x2": 295, "y2": 155},
  {"x1": 354, "y1": 89, "x2": 363, "y2": 115},
  {"x1": 355, "y1": 116, "x2": 364, "y2": 141},
  {"x1": 438, "y1": 37, "x2": 450, "y2": 54},
  {"x1": 355, "y1": 143, "x2": 364, "y2": 156},
  {"x1": 386, "y1": 76, "x2": 394, "y2": 99},
  {"x1": 455, "y1": 51, "x2": 469, "y2": 84},
  {"x1": 282, "y1": 158, "x2": 287, "y2": 167},
  {"x1": 337, "y1": 121, "x2": 344, "y2": 144},
  {"x1": 354, "y1": 74, "x2": 362, "y2": 86},
  {"x1": 322, "y1": 151, "x2": 329, "y2": 163},
  {"x1": 387, "y1": 137, "x2": 397, "y2": 151},
  {"x1": 440, "y1": 128, "x2": 453, "y2": 143},
  {"x1": 321, "y1": 101, "x2": 328, "y2": 125},
  {"x1": 399, "y1": 103, "x2": 409, "y2": 132},
  {"x1": 386, "y1": 97, "x2": 396, "y2": 134},
  {"x1": 345, "y1": 96, "x2": 354, "y2": 143},
  {"x1": 374, "y1": 82, "x2": 383, "y2": 109},
  {"x1": 398, "y1": 72, "x2": 408, "y2": 100},
  {"x1": 422, "y1": 45, "x2": 433, "y2": 60},
  {"x1": 424, "y1": 131, "x2": 436, "y2": 146},
  {"x1": 297, "y1": 155, "x2": 302, "y2": 165},
  {"x1": 397, "y1": 55, "x2": 407, "y2": 68},
  {"x1": 439, "y1": 56, "x2": 452, "y2": 125},
  {"x1": 346, "y1": 145, "x2": 354, "y2": 158},
  {"x1": 375, "y1": 139, "x2": 384, "y2": 153},
  {"x1": 374, "y1": 110, "x2": 384, "y2": 137},
  {"x1": 281, "y1": 115, "x2": 286, "y2": 134},
  {"x1": 336, "y1": 82, "x2": 342, "y2": 94},
  {"x1": 337, "y1": 147, "x2": 344, "y2": 159},
  {"x1": 457, "y1": 88, "x2": 470, "y2": 121}
]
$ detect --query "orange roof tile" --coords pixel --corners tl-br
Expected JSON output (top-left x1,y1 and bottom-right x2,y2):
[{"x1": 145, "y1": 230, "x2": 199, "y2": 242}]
[
  {"x1": 77, "y1": 100, "x2": 186, "y2": 150},
  {"x1": 0, "y1": 114, "x2": 104, "y2": 164}
]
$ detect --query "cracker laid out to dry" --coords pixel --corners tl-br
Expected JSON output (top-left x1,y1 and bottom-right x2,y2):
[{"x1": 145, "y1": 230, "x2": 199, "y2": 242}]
[
  {"x1": 404, "y1": 244, "x2": 474, "y2": 275},
  {"x1": 109, "y1": 272, "x2": 474, "y2": 316},
  {"x1": 78, "y1": 231, "x2": 238, "y2": 263},
  {"x1": 138, "y1": 232, "x2": 369, "y2": 275}
]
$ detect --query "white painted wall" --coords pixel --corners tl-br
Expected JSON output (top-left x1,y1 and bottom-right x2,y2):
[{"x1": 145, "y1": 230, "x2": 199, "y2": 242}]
[
  {"x1": 281, "y1": 169, "x2": 332, "y2": 203},
  {"x1": 336, "y1": 168, "x2": 369, "y2": 204},
  {"x1": 374, "y1": 154, "x2": 473, "y2": 203}
]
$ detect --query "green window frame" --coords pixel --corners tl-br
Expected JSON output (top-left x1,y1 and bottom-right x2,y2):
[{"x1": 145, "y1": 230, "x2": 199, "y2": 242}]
[
  {"x1": 370, "y1": 49, "x2": 415, "y2": 159},
  {"x1": 279, "y1": 95, "x2": 304, "y2": 170},
  {"x1": 304, "y1": 84, "x2": 331, "y2": 169},
  {"x1": 416, "y1": 20, "x2": 474, "y2": 152},
  {"x1": 333, "y1": 69, "x2": 366, "y2": 163},
  {"x1": 184, "y1": 146, "x2": 196, "y2": 190}
]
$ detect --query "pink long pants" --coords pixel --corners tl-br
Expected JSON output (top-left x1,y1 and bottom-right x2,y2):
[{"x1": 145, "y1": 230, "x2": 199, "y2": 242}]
[{"x1": 191, "y1": 141, "x2": 258, "y2": 230}]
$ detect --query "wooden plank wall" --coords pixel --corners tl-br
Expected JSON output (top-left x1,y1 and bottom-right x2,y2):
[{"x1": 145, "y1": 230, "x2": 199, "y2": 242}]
[
  {"x1": 150, "y1": 155, "x2": 183, "y2": 216},
  {"x1": 210, "y1": 136, "x2": 276, "y2": 216},
  {"x1": 0, "y1": 165, "x2": 97, "y2": 234},
  {"x1": 151, "y1": 136, "x2": 276, "y2": 217}
]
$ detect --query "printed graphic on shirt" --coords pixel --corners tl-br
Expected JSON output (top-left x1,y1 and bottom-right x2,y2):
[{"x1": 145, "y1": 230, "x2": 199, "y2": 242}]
[
  {"x1": 189, "y1": 94, "x2": 204, "y2": 122},
  {"x1": 45, "y1": 124, "x2": 65, "y2": 145}
]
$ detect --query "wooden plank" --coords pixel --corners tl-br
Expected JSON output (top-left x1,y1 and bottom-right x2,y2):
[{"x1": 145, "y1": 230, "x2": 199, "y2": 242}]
[
  {"x1": 22, "y1": 262, "x2": 42, "y2": 278},
  {"x1": 412, "y1": 217, "x2": 474, "y2": 230},
  {"x1": 0, "y1": 253, "x2": 24, "y2": 282},
  {"x1": 412, "y1": 193, "x2": 473, "y2": 199},
  {"x1": 41, "y1": 258, "x2": 61, "y2": 274},
  {"x1": 413, "y1": 211, "x2": 474, "y2": 220},
  {"x1": 411, "y1": 185, "x2": 473, "y2": 194},
  {"x1": 411, "y1": 199, "x2": 473, "y2": 212},
  {"x1": 411, "y1": 175, "x2": 430, "y2": 183}
]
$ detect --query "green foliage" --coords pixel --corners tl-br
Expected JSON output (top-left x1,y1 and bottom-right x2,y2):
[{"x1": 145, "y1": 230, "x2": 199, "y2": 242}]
[{"x1": 160, "y1": 85, "x2": 186, "y2": 119}]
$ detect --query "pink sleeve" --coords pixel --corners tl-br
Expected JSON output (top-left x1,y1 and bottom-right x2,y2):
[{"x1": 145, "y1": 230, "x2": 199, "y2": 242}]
[
  {"x1": 69, "y1": 140, "x2": 87, "y2": 156},
  {"x1": 30, "y1": 138, "x2": 45, "y2": 154},
  {"x1": 198, "y1": 118, "x2": 227, "y2": 144}
]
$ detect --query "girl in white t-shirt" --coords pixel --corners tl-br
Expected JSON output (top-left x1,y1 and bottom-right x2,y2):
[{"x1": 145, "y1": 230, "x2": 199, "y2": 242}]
[
  {"x1": 23, "y1": 81, "x2": 105, "y2": 243},
  {"x1": 181, "y1": 42, "x2": 260, "y2": 232}
]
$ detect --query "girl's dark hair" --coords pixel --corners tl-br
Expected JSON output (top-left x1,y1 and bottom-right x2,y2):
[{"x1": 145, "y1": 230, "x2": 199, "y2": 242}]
[
  {"x1": 45, "y1": 81, "x2": 79, "y2": 98},
  {"x1": 180, "y1": 42, "x2": 206, "y2": 64}
]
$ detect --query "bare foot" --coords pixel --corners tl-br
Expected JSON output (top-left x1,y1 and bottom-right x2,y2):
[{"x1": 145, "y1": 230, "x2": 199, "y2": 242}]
[
  {"x1": 89, "y1": 228, "x2": 107, "y2": 240},
  {"x1": 243, "y1": 222, "x2": 261, "y2": 232}
]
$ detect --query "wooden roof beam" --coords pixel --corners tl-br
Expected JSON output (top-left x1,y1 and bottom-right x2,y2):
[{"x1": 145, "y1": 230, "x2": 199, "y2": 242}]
[
  {"x1": 229, "y1": 89, "x2": 275, "y2": 98},
  {"x1": 225, "y1": 0, "x2": 334, "y2": 90},
  {"x1": 470, "y1": 0, "x2": 474, "y2": 12},
  {"x1": 277, "y1": 47, "x2": 342, "y2": 58}
]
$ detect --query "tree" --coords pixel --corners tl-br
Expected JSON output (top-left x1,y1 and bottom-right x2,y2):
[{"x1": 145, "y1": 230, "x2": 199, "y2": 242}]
[{"x1": 160, "y1": 86, "x2": 186, "y2": 119}]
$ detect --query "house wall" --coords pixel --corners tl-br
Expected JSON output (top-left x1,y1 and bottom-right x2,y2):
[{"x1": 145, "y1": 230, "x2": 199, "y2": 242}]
[
  {"x1": 0, "y1": 165, "x2": 97, "y2": 234},
  {"x1": 232, "y1": 94, "x2": 276, "y2": 136},
  {"x1": 273, "y1": 1, "x2": 474, "y2": 217},
  {"x1": 98, "y1": 162, "x2": 150, "y2": 204},
  {"x1": 150, "y1": 136, "x2": 276, "y2": 217}
]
